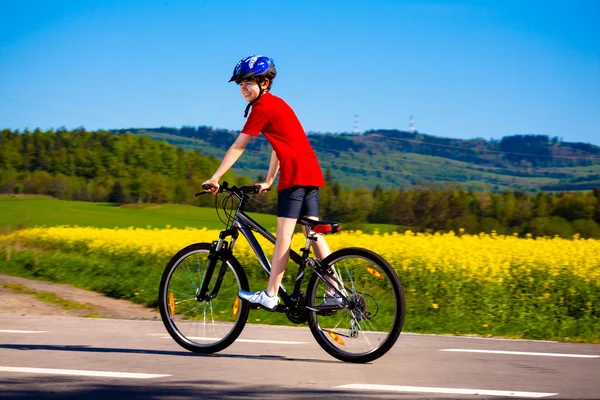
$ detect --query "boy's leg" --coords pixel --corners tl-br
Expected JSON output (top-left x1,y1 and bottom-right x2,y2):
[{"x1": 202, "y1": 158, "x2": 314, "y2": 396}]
[
  {"x1": 238, "y1": 216, "x2": 296, "y2": 310},
  {"x1": 302, "y1": 216, "x2": 339, "y2": 298},
  {"x1": 266, "y1": 216, "x2": 297, "y2": 296},
  {"x1": 301, "y1": 216, "x2": 331, "y2": 260}
]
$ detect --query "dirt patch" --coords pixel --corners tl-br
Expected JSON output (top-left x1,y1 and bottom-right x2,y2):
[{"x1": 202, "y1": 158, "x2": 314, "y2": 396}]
[{"x1": 0, "y1": 274, "x2": 160, "y2": 320}]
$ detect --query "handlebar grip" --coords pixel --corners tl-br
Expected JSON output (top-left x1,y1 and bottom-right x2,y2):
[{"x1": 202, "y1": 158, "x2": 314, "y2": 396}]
[{"x1": 202, "y1": 183, "x2": 214, "y2": 191}]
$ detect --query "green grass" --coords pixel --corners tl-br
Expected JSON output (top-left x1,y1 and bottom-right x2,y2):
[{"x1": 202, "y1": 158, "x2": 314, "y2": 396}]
[
  {"x1": 0, "y1": 196, "x2": 398, "y2": 234},
  {"x1": 0, "y1": 196, "x2": 278, "y2": 232}
]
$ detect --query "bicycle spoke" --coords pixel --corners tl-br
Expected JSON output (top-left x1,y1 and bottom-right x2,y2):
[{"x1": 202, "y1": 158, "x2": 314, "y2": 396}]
[
  {"x1": 169, "y1": 288, "x2": 195, "y2": 298},
  {"x1": 172, "y1": 272, "x2": 197, "y2": 291},
  {"x1": 174, "y1": 298, "x2": 195, "y2": 305},
  {"x1": 182, "y1": 259, "x2": 198, "y2": 288}
]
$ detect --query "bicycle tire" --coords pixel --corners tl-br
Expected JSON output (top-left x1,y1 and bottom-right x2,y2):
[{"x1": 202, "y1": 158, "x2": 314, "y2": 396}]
[
  {"x1": 158, "y1": 242, "x2": 250, "y2": 353},
  {"x1": 306, "y1": 247, "x2": 405, "y2": 363}
]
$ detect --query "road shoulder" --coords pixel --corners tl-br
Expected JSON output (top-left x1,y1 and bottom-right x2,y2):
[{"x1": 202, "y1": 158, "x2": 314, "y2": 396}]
[{"x1": 0, "y1": 274, "x2": 159, "y2": 320}]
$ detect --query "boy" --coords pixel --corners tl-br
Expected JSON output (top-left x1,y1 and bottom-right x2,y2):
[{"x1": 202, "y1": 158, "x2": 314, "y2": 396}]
[{"x1": 202, "y1": 55, "x2": 333, "y2": 311}]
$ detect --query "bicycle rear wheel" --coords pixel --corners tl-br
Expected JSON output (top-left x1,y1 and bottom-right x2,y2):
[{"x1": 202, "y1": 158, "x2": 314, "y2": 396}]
[
  {"x1": 306, "y1": 247, "x2": 405, "y2": 363},
  {"x1": 158, "y1": 242, "x2": 250, "y2": 353}
]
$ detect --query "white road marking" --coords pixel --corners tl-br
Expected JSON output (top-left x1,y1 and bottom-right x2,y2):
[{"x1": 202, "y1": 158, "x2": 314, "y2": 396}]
[
  {"x1": 0, "y1": 366, "x2": 170, "y2": 379},
  {"x1": 336, "y1": 384, "x2": 557, "y2": 398},
  {"x1": 441, "y1": 349, "x2": 600, "y2": 358},
  {"x1": 0, "y1": 330, "x2": 48, "y2": 334}
]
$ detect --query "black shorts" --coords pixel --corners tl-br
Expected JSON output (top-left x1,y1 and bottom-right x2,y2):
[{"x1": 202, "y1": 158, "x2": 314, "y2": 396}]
[{"x1": 277, "y1": 186, "x2": 319, "y2": 219}]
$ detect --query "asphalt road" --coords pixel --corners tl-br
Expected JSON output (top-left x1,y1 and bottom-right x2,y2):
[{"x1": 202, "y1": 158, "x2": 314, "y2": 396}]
[{"x1": 1, "y1": 316, "x2": 599, "y2": 399}]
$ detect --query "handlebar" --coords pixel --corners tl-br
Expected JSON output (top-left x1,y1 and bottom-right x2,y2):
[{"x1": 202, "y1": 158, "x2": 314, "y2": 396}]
[{"x1": 195, "y1": 181, "x2": 270, "y2": 197}]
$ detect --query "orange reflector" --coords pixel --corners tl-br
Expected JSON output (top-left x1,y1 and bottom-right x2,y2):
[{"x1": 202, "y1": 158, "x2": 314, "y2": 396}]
[
  {"x1": 233, "y1": 296, "x2": 240, "y2": 319},
  {"x1": 366, "y1": 267, "x2": 383, "y2": 279},
  {"x1": 328, "y1": 331, "x2": 345, "y2": 345},
  {"x1": 168, "y1": 292, "x2": 175, "y2": 315}
]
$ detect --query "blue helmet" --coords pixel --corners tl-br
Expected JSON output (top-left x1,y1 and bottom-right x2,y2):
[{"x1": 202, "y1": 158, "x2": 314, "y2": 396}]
[{"x1": 229, "y1": 55, "x2": 277, "y2": 82}]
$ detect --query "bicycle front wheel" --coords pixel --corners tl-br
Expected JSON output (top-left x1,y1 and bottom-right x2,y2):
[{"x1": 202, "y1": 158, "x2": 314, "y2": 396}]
[
  {"x1": 158, "y1": 242, "x2": 250, "y2": 353},
  {"x1": 307, "y1": 247, "x2": 405, "y2": 363}
]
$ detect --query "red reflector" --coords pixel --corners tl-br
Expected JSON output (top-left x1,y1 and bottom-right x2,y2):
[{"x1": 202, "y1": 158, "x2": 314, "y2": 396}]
[{"x1": 314, "y1": 224, "x2": 332, "y2": 233}]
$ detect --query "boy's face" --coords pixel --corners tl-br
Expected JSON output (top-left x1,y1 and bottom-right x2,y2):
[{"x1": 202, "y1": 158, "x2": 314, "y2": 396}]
[{"x1": 238, "y1": 79, "x2": 268, "y2": 102}]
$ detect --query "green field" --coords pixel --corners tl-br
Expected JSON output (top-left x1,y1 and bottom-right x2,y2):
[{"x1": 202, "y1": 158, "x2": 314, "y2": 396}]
[
  {"x1": 0, "y1": 196, "x2": 398, "y2": 233},
  {"x1": 0, "y1": 196, "x2": 277, "y2": 232}
]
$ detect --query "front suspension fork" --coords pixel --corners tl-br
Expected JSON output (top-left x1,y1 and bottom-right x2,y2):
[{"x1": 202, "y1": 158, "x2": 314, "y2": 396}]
[{"x1": 198, "y1": 230, "x2": 238, "y2": 300}]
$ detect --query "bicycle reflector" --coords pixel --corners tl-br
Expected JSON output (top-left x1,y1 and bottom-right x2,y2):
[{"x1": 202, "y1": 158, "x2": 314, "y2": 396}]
[
  {"x1": 328, "y1": 331, "x2": 345, "y2": 345},
  {"x1": 233, "y1": 296, "x2": 240, "y2": 319},
  {"x1": 316, "y1": 222, "x2": 342, "y2": 234},
  {"x1": 169, "y1": 292, "x2": 175, "y2": 314},
  {"x1": 366, "y1": 267, "x2": 384, "y2": 279},
  {"x1": 314, "y1": 224, "x2": 332, "y2": 234}
]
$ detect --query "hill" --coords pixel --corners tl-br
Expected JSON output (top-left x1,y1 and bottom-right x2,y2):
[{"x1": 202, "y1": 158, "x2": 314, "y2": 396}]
[{"x1": 117, "y1": 126, "x2": 600, "y2": 192}]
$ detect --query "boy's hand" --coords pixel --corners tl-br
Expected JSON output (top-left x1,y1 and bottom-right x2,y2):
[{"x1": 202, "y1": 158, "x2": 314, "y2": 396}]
[
  {"x1": 255, "y1": 181, "x2": 271, "y2": 194},
  {"x1": 202, "y1": 179, "x2": 220, "y2": 195}
]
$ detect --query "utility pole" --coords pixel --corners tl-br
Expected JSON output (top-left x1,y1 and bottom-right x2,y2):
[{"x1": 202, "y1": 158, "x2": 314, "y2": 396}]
[{"x1": 353, "y1": 114, "x2": 360, "y2": 134}]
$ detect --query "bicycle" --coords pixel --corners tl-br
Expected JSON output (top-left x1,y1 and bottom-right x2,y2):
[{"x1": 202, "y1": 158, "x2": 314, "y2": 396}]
[{"x1": 158, "y1": 182, "x2": 405, "y2": 363}]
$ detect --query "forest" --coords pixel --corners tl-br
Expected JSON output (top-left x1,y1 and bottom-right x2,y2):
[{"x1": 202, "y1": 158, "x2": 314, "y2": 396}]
[{"x1": 2, "y1": 128, "x2": 600, "y2": 238}]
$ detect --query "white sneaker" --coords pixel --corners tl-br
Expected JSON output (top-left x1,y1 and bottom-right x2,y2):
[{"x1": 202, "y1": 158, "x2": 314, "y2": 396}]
[
  {"x1": 319, "y1": 291, "x2": 343, "y2": 307},
  {"x1": 238, "y1": 290, "x2": 278, "y2": 311}
]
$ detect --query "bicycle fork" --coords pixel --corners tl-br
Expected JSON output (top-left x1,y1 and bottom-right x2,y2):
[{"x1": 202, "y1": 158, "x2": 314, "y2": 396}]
[{"x1": 197, "y1": 229, "x2": 238, "y2": 301}]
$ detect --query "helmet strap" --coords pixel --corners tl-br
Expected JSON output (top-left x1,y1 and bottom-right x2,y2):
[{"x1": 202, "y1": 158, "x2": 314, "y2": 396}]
[{"x1": 243, "y1": 85, "x2": 265, "y2": 118}]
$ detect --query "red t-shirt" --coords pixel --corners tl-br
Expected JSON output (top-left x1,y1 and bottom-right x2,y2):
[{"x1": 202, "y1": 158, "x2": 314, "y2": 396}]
[{"x1": 242, "y1": 93, "x2": 325, "y2": 190}]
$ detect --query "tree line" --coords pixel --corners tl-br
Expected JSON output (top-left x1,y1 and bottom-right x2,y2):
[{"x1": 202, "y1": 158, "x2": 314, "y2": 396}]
[
  {"x1": 0, "y1": 128, "x2": 243, "y2": 207},
  {"x1": 2, "y1": 128, "x2": 600, "y2": 238}
]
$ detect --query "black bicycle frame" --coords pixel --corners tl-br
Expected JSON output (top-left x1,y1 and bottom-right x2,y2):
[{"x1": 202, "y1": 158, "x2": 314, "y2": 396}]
[
  {"x1": 234, "y1": 211, "x2": 309, "y2": 305},
  {"x1": 197, "y1": 189, "x2": 350, "y2": 312},
  {"x1": 195, "y1": 203, "x2": 310, "y2": 309}
]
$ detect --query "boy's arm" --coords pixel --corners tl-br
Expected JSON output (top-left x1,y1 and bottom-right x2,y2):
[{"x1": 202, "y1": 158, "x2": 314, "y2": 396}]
[
  {"x1": 257, "y1": 150, "x2": 280, "y2": 193},
  {"x1": 203, "y1": 133, "x2": 253, "y2": 192}
]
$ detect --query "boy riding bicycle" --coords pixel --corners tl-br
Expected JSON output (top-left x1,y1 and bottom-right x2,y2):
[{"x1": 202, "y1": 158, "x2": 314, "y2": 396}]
[{"x1": 202, "y1": 55, "x2": 339, "y2": 311}]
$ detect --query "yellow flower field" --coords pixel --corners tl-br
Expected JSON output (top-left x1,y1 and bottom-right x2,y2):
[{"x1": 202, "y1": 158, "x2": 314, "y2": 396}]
[
  {"x1": 2, "y1": 226, "x2": 599, "y2": 341},
  {"x1": 3, "y1": 226, "x2": 599, "y2": 283}
]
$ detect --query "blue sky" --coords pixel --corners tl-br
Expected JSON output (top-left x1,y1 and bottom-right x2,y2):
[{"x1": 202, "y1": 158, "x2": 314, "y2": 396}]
[{"x1": 1, "y1": 0, "x2": 599, "y2": 145}]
